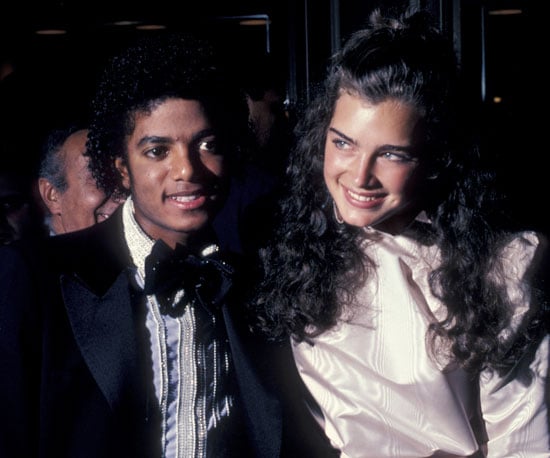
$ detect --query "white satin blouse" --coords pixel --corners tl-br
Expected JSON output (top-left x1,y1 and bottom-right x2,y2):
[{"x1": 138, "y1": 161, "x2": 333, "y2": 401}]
[{"x1": 292, "y1": 226, "x2": 549, "y2": 457}]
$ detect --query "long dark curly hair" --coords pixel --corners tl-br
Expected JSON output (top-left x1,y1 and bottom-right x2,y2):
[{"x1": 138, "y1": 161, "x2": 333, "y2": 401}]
[
  {"x1": 251, "y1": 9, "x2": 547, "y2": 374},
  {"x1": 86, "y1": 31, "x2": 251, "y2": 201}
]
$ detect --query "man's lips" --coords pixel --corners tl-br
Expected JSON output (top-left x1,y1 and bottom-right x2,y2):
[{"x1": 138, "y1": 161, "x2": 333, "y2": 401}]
[
  {"x1": 167, "y1": 194, "x2": 203, "y2": 203},
  {"x1": 165, "y1": 187, "x2": 222, "y2": 210},
  {"x1": 166, "y1": 193, "x2": 207, "y2": 210}
]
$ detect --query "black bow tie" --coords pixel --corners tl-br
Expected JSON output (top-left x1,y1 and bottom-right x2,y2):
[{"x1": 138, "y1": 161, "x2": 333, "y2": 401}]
[{"x1": 143, "y1": 240, "x2": 233, "y2": 317}]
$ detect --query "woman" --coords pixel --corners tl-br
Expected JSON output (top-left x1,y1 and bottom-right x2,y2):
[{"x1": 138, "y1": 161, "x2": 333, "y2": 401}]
[{"x1": 252, "y1": 9, "x2": 549, "y2": 457}]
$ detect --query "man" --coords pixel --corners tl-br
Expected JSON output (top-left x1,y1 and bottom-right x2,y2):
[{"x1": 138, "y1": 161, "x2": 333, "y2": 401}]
[
  {"x1": 0, "y1": 31, "x2": 336, "y2": 458},
  {"x1": 38, "y1": 124, "x2": 123, "y2": 235}
]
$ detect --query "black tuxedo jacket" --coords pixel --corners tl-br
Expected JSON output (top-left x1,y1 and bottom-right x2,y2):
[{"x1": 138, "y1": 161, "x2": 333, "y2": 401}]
[{"x1": 0, "y1": 208, "x2": 338, "y2": 458}]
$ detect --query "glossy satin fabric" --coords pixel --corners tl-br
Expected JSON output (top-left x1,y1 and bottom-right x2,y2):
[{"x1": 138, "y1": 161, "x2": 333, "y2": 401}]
[
  {"x1": 123, "y1": 198, "x2": 237, "y2": 457},
  {"x1": 292, "y1": 227, "x2": 549, "y2": 457}
]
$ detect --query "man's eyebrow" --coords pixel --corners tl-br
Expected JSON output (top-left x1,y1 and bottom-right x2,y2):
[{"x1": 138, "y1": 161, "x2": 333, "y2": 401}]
[
  {"x1": 193, "y1": 128, "x2": 216, "y2": 141},
  {"x1": 136, "y1": 136, "x2": 171, "y2": 147},
  {"x1": 136, "y1": 129, "x2": 216, "y2": 148}
]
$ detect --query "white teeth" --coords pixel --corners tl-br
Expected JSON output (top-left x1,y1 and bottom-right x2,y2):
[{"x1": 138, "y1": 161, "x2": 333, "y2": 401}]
[
  {"x1": 348, "y1": 190, "x2": 377, "y2": 201},
  {"x1": 170, "y1": 195, "x2": 198, "y2": 202}
]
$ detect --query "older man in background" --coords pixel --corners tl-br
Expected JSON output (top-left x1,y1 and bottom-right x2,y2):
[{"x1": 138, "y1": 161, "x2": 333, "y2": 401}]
[{"x1": 37, "y1": 123, "x2": 124, "y2": 235}]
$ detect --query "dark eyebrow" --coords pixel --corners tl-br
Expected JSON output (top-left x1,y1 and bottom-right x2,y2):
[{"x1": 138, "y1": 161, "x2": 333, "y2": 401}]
[
  {"x1": 328, "y1": 127, "x2": 415, "y2": 154},
  {"x1": 328, "y1": 127, "x2": 356, "y2": 145},
  {"x1": 136, "y1": 129, "x2": 216, "y2": 148},
  {"x1": 136, "y1": 136, "x2": 171, "y2": 148}
]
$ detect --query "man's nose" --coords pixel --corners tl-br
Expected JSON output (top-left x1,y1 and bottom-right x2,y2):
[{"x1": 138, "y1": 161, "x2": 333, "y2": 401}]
[{"x1": 171, "y1": 148, "x2": 196, "y2": 181}]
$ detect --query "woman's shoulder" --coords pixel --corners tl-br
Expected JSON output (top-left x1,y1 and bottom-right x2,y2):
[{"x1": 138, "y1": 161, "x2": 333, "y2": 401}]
[{"x1": 500, "y1": 230, "x2": 547, "y2": 266}]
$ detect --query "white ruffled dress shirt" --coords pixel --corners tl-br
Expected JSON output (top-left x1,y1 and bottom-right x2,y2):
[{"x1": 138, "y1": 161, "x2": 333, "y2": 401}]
[
  {"x1": 122, "y1": 197, "x2": 234, "y2": 458},
  {"x1": 292, "y1": 224, "x2": 549, "y2": 457}
]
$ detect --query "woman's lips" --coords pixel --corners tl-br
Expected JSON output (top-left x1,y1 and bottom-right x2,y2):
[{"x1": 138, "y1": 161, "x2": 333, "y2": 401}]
[{"x1": 344, "y1": 187, "x2": 385, "y2": 209}]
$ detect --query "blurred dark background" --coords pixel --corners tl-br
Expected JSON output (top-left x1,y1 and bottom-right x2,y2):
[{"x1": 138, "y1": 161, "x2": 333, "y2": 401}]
[{"x1": 0, "y1": 0, "x2": 539, "y2": 230}]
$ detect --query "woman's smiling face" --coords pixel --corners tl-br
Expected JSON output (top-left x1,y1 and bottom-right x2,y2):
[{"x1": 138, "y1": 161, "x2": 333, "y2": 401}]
[{"x1": 323, "y1": 93, "x2": 426, "y2": 234}]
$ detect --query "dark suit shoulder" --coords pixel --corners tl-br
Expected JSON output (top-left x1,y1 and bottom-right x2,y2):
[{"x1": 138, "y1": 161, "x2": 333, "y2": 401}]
[{"x1": 2, "y1": 208, "x2": 132, "y2": 295}]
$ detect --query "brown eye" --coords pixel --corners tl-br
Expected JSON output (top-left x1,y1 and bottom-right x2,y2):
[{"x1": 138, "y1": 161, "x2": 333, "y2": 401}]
[
  {"x1": 144, "y1": 146, "x2": 169, "y2": 159},
  {"x1": 198, "y1": 139, "x2": 217, "y2": 154}
]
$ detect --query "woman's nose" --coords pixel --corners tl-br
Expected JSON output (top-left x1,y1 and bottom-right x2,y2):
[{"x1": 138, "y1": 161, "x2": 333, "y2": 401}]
[{"x1": 354, "y1": 152, "x2": 375, "y2": 187}]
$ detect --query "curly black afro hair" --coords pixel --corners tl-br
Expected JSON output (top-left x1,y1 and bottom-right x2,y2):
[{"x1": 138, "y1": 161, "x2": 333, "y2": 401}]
[{"x1": 86, "y1": 31, "x2": 251, "y2": 199}]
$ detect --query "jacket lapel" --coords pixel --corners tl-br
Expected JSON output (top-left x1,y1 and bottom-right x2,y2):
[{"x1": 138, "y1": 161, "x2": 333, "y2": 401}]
[
  {"x1": 62, "y1": 269, "x2": 140, "y2": 411},
  {"x1": 223, "y1": 304, "x2": 282, "y2": 457}
]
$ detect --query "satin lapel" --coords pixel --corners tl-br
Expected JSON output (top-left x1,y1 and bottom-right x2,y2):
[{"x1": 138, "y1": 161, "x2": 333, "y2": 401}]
[
  {"x1": 222, "y1": 304, "x2": 282, "y2": 457},
  {"x1": 62, "y1": 269, "x2": 139, "y2": 411}
]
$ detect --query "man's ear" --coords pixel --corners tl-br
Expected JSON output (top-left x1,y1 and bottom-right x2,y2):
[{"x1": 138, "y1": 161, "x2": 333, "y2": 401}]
[
  {"x1": 37, "y1": 178, "x2": 62, "y2": 215},
  {"x1": 115, "y1": 158, "x2": 131, "y2": 190}
]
